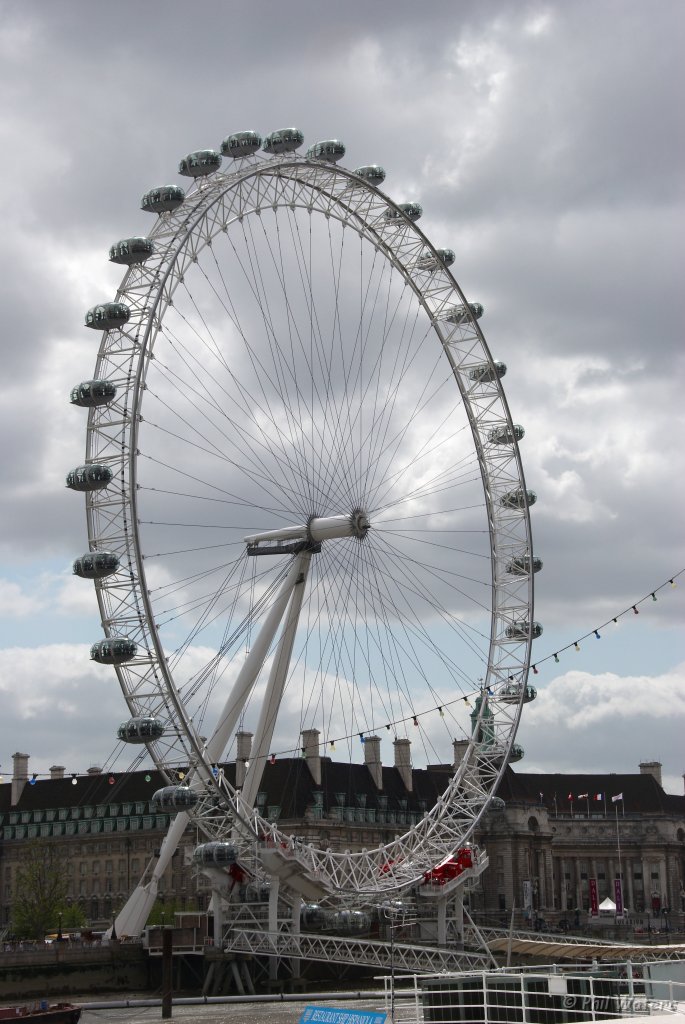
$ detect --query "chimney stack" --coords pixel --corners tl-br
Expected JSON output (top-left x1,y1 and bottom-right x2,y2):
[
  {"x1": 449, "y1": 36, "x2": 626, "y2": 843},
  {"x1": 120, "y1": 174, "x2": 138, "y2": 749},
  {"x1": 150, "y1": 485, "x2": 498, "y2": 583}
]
[
  {"x1": 364, "y1": 735, "x2": 383, "y2": 790},
  {"x1": 235, "y1": 731, "x2": 253, "y2": 788},
  {"x1": 49, "y1": 765, "x2": 65, "y2": 780},
  {"x1": 639, "y1": 761, "x2": 662, "y2": 787},
  {"x1": 302, "y1": 729, "x2": 322, "y2": 786},
  {"x1": 393, "y1": 738, "x2": 412, "y2": 792},
  {"x1": 11, "y1": 752, "x2": 29, "y2": 806},
  {"x1": 453, "y1": 739, "x2": 471, "y2": 769}
]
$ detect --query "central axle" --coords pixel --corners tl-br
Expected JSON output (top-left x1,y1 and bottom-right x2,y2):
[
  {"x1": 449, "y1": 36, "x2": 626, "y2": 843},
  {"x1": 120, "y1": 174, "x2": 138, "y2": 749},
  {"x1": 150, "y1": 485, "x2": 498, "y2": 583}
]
[{"x1": 245, "y1": 510, "x2": 370, "y2": 555}]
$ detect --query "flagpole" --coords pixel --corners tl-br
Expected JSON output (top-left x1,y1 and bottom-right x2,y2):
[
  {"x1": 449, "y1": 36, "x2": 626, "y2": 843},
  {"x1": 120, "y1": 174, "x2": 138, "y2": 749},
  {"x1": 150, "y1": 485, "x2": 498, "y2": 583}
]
[
  {"x1": 586, "y1": 796, "x2": 590, "y2": 819},
  {"x1": 615, "y1": 801, "x2": 623, "y2": 917}
]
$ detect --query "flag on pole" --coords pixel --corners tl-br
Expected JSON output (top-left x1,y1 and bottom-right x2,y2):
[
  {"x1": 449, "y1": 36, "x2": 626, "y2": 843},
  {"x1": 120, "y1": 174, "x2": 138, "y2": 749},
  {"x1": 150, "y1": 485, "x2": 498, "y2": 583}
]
[
  {"x1": 594, "y1": 793, "x2": 603, "y2": 800},
  {"x1": 578, "y1": 793, "x2": 589, "y2": 799},
  {"x1": 611, "y1": 793, "x2": 623, "y2": 803},
  {"x1": 567, "y1": 792, "x2": 573, "y2": 800}
]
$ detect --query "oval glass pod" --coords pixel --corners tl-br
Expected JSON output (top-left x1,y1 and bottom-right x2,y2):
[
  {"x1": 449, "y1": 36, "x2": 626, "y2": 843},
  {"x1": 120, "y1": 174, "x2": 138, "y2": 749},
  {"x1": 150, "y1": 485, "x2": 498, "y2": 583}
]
[
  {"x1": 500, "y1": 489, "x2": 537, "y2": 509},
  {"x1": 469, "y1": 361, "x2": 506, "y2": 383},
  {"x1": 117, "y1": 717, "x2": 164, "y2": 743},
  {"x1": 151, "y1": 786, "x2": 199, "y2": 811},
  {"x1": 417, "y1": 248, "x2": 455, "y2": 270},
  {"x1": 91, "y1": 637, "x2": 137, "y2": 664},
  {"x1": 73, "y1": 551, "x2": 120, "y2": 579},
  {"x1": 300, "y1": 904, "x2": 328, "y2": 930},
  {"x1": 354, "y1": 165, "x2": 386, "y2": 185},
  {"x1": 70, "y1": 380, "x2": 117, "y2": 407},
  {"x1": 262, "y1": 128, "x2": 304, "y2": 154},
  {"x1": 109, "y1": 237, "x2": 154, "y2": 265},
  {"x1": 84, "y1": 303, "x2": 130, "y2": 331},
  {"x1": 178, "y1": 150, "x2": 222, "y2": 177},
  {"x1": 505, "y1": 621, "x2": 543, "y2": 640},
  {"x1": 221, "y1": 130, "x2": 262, "y2": 158},
  {"x1": 488, "y1": 423, "x2": 525, "y2": 445},
  {"x1": 330, "y1": 910, "x2": 371, "y2": 934},
  {"x1": 66, "y1": 464, "x2": 112, "y2": 492},
  {"x1": 443, "y1": 302, "x2": 484, "y2": 325},
  {"x1": 141, "y1": 185, "x2": 185, "y2": 214},
  {"x1": 306, "y1": 139, "x2": 345, "y2": 163},
  {"x1": 193, "y1": 841, "x2": 238, "y2": 866},
  {"x1": 506, "y1": 555, "x2": 543, "y2": 575},
  {"x1": 385, "y1": 202, "x2": 422, "y2": 222},
  {"x1": 498, "y1": 683, "x2": 537, "y2": 703}
]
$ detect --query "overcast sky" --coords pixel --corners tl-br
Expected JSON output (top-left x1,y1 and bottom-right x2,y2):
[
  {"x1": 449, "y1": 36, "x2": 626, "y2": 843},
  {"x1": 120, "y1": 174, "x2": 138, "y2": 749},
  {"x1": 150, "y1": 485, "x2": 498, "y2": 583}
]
[{"x1": 0, "y1": 0, "x2": 683, "y2": 795}]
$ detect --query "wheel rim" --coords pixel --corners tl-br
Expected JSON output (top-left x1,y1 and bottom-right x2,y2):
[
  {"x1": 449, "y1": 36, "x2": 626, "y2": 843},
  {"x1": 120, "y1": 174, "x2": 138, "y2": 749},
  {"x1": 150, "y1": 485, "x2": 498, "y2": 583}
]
[{"x1": 79, "y1": 148, "x2": 535, "y2": 895}]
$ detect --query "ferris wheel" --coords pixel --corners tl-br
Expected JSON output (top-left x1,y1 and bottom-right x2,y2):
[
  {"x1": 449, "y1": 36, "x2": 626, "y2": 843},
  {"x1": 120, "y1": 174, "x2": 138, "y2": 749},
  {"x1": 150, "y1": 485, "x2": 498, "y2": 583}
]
[{"x1": 69, "y1": 128, "x2": 539, "y2": 907}]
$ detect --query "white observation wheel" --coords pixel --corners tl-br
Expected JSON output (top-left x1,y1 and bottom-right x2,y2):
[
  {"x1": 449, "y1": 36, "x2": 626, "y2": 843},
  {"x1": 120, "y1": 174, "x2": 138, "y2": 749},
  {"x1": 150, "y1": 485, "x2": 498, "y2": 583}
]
[{"x1": 69, "y1": 129, "x2": 539, "y2": 901}]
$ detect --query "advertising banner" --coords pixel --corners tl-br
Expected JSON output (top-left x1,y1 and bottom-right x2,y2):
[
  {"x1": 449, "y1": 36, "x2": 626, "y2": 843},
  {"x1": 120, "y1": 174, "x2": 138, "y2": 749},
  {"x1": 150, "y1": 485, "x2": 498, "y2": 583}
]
[
  {"x1": 589, "y1": 878, "x2": 598, "y2": 916},
  {"x1": 614, "y1": 877, "x2": 624, "y2": 916}
]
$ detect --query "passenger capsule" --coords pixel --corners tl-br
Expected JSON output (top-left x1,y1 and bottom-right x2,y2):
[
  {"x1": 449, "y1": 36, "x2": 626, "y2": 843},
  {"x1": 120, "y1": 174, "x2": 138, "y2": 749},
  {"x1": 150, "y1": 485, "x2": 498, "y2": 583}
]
[
  {"x1": 117, "y1": 717, "x2": 165, "y2": 743},
  {"x1": 444, "y1": 302, "x2": 484, "y2": 325},
  {"x1": 151, "y1": 786, "x2": 199, "y2": 811},
  {"x1": 66, "y1": 464, "x2": 113, "y2": 492},
  {"x1": 500, "y1": 488, "x2": 537, "y2": 510},
  {"x1": 221, "y1": 130, "x2": 263, "y2": 158},
  {"x1": 73, "y1": 551, "x2": 120, "y2": 580},
  {"x1": 385, "y1": 202, "x2": 422, "y2": 223},
  {"x1": 70, "y1": 380, "x2": 117, "y2": 407},
  {"x1": 243, "y1": 881, "x2": 271, "y2": 902},
  {"x1": 262, "y1": 128, "x2": 304, "y2": 154},
  {"x1": 91, "y1": 637, "x2": 137, "y2": 665},
  {"x1": 85, "y1": 303, "x2": 130, "y2": 331},
  {"x1": 354, "y1": 165, "x2": 386, "y2": 185},
  {"x1": 193, "y1": 841, "x2": 238, "y2": 866},
  {"x1": 141, "y1": 185, "x2": 185, "y2": 214},
  {"x1": 417, "y1": 248, "x2": 456, "y2": 270},
  {"x1": 178, "y1": 150, "x2": 222, "y2": 177},
  {"x1": 300, "y1": 903, "x2": 328, "y2": 930},
  {"x1": 505, "y1": 621, "x2": 543, "y2": 640},
  {"x1": 108, "y1": 237, "x2": 154, "y2": 266},
  {"x1": 469, "y1": 361, "x2": 506, "y2": 383},
  {"x1": 507, "y1": 555, "x2": 543, "y2": 576},
  {"x1": 509, "y1": 743, "x2": 524, "y2": 763},
  {"x1": 488, "y1": 796, "x2": 506, "y2": 812},
  {"x1": 330, "y1": 910, "x2": 371, "y2": 934},
  {"x1": 306, "y1": 139, "x2": 345, "y2": 163},
  {"x1": 488, "y1": 423, "x2": 525, "y2": 445},
  {"x1": 498, "y1": 683, "x2": 537, "y2": 704}
]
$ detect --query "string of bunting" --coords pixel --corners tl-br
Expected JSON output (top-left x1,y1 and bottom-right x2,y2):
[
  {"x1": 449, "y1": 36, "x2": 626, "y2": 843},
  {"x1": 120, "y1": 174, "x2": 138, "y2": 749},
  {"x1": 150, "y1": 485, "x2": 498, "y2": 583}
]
[
  {"x1": 265, "y1": 569, "x2": 683, "y2": 763},
  {"x1": 5, "y1": 571, "x2": 680, "y2": 784}
]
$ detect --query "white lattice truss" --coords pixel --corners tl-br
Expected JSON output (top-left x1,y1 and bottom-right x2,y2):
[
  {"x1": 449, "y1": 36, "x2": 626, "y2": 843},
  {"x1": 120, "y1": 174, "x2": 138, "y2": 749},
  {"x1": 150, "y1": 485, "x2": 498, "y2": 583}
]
[
  {"x1": 81, "y1": 149, "x2": 535, "y2": 899},
  {"x1": 224, "y1": 927, "x2": 492, "y2": 975}
]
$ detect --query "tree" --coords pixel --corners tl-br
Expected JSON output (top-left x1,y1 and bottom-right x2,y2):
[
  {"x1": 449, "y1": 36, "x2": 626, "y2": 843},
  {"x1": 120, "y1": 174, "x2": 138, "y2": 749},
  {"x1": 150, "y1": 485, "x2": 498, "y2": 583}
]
[{"x1": 11, "y1": 838, "x2": 68, "y2": 939}]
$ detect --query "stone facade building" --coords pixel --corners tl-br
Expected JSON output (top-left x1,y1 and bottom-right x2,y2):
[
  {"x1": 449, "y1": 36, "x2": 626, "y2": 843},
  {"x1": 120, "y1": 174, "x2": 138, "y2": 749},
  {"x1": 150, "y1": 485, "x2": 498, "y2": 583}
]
[{"x1": 1, "y1": 747, "x2": 683, "y2": 933}]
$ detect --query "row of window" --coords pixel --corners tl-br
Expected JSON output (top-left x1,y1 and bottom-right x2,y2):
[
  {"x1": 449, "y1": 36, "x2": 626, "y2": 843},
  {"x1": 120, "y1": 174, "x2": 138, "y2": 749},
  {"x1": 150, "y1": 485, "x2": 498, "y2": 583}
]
[
  {"x1": 2, "y1": 801, "x2": 155, "y2": 826},
  {"x1": 2, "y1": 814, "x2": 171, "y2": 840},
  {"x1": 326, "y1": 806, "x2": 423, "y2": 826}
]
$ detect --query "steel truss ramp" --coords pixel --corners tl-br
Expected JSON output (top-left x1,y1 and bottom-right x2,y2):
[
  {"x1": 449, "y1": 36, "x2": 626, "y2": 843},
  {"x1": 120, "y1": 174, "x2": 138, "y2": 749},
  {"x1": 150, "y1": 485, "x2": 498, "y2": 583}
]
[{"x1": 224, "y1": 928, "x2": 491, "y2": 974}]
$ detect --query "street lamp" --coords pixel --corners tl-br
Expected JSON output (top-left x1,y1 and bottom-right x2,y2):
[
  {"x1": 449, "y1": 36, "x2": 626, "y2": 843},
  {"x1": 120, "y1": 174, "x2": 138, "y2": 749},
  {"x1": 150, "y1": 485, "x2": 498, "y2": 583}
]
[{"x1": 57, "y1": 911, "x2": 63, "y2": 942}]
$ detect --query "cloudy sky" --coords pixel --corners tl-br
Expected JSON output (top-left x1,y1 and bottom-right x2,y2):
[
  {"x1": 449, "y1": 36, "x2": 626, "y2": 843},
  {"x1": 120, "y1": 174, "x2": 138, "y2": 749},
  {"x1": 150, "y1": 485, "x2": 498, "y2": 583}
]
[{"x1": 0, "y1": 0, "x2": 683, "y2": 795}]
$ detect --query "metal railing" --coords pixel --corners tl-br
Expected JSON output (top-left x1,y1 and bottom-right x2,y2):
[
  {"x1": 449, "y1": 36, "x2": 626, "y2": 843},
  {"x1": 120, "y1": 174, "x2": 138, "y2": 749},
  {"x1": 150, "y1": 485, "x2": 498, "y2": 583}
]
[{"x1": 381, "y1": 961, "x2": 685, "y2": 1023}]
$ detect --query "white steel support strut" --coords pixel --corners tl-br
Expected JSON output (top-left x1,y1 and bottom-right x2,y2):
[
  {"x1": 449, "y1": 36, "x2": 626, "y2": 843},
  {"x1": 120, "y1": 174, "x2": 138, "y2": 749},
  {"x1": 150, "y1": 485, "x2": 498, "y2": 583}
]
[
  {"x1": 111, "y1": 551, "x2": 311, "y2": 938},
  {"x1": 238, "y1": 550, "x2": 312, "y2": 814},
  {"x1": 204, "y1": 551, "x2": 313, "y2": 765}
]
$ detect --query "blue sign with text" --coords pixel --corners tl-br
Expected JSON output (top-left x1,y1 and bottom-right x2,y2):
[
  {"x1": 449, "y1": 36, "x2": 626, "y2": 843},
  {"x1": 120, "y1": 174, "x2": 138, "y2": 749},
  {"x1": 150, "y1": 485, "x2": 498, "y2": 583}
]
[{"x1": 298, "y1": 1007, "x2": 386, "y2": 1024}]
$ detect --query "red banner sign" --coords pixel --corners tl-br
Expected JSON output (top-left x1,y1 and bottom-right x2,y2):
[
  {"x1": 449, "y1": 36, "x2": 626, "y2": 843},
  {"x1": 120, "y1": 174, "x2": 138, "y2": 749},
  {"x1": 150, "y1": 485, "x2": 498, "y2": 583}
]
[
  {"x1": 614, "y1": 878, "x2": 624, "y2": 916},
  {"x1": 589, "y1": 878, "x2": 598, "y2": 916}
]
